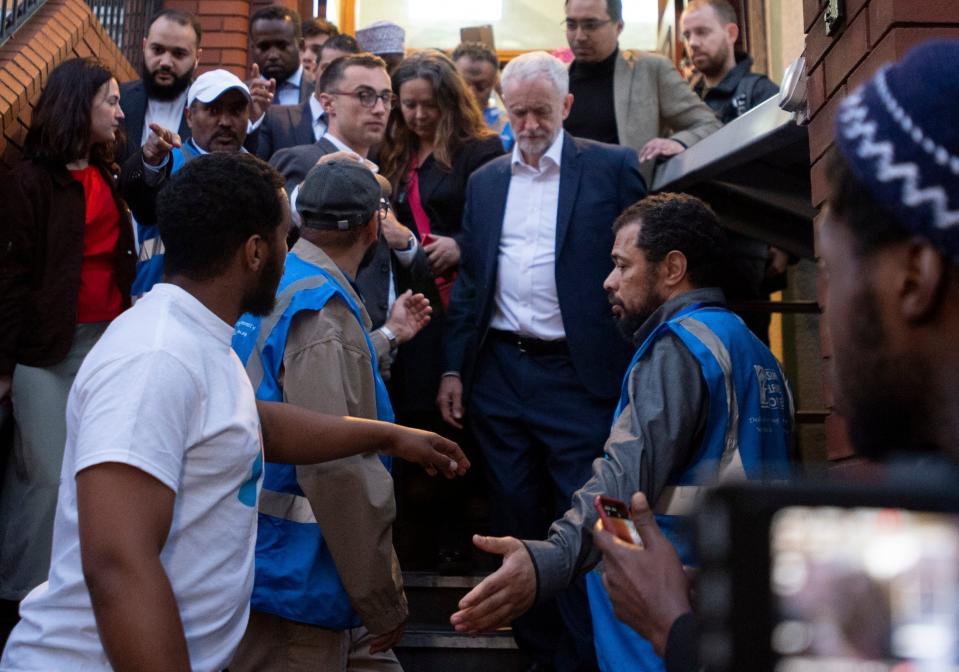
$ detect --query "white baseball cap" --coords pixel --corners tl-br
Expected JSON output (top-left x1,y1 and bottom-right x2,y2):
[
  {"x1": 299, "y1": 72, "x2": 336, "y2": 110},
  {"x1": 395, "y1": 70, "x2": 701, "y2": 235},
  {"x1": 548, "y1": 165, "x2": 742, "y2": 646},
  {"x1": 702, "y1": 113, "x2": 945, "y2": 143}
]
[{"x1": 187, "y1": 69, "x2": 252, "y2": 107}]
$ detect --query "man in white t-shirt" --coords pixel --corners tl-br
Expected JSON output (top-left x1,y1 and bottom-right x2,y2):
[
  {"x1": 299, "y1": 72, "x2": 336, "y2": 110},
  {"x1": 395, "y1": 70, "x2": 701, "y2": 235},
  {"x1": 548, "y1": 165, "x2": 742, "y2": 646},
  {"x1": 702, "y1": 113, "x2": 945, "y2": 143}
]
[{"x1": 0, "y1": 153, "x2": 467, "y2": 672}]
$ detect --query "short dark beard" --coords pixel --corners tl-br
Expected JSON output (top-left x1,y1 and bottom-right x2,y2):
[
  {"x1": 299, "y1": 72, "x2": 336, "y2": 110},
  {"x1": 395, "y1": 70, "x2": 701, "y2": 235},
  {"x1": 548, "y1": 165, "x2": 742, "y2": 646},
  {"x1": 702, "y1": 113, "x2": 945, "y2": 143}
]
[
  {"x1": 834, "y1": 284, "x2": 933, "y2": 460},
  {"x1": 141, "y1": 60, "x2": 195, "y2": 102},
  {"x1": 612, "y1": 266, "x2": 665, "y2": 344},
  {"x1": 242, "y1": 244, "x2": 284, "y2": 317}
]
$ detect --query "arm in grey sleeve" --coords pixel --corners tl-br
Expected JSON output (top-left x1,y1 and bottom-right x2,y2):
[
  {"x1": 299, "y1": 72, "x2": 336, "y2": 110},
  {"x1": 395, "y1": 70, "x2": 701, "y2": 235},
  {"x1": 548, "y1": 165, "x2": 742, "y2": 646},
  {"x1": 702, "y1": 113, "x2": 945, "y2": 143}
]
[{"x1": 524, "y1": 332, "x2": 708, "y2": 603}]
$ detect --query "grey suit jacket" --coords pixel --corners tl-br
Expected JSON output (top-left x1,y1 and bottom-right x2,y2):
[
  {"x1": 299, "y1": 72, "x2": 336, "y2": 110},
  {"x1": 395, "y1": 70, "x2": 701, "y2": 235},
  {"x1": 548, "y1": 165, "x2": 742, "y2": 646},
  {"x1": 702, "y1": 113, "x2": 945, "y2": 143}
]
[
  {"x1": 255, "y1": 100, "x2": 317, "y2": 161},
  {"x1": 613, "y1": 50, "x2": 722, "y2": 180}
]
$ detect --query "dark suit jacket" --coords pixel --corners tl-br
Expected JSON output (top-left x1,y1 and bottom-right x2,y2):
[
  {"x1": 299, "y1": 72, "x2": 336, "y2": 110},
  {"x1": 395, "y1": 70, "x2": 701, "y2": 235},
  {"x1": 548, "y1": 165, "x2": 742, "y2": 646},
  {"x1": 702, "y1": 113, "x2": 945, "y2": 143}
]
[
  {"x1": 393, "y1": 135, "x2": 505, "y2": 246},
  {"x1": 270, "y1": 136, "x2": 434, "y2": 329},
  {"x1": 255, "y1": 100, "x2": 317, "y2": 161},
  {"x1": 269, "y1": 136, "x2": 338, "y2": 194},
  {"x1": 387, "y1": 135, "x2": 505, "y2": 414},
  {"x1": 444, "y1": 134, "x2": 647, "y2": 401},
  {"x1": 117, "y1": 80, "x2": 190, "y2": 166}
]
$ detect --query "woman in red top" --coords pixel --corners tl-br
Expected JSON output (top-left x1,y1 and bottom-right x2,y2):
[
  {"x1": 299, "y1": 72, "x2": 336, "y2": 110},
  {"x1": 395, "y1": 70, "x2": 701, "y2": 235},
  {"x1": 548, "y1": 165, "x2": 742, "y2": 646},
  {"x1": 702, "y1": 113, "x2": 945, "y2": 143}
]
[{"x1": 0, "y1": 58, "x2": 135, "y2": 601}]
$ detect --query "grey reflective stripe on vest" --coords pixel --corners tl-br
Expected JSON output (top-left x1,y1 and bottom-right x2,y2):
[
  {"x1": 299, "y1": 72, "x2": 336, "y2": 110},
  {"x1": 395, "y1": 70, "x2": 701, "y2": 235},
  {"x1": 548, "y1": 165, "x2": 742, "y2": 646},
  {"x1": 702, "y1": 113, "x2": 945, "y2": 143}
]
[
  {"x1": 245, "y1": 274, "x2": 332, "y2": 392},
  {"x1": 259, "y1": 488, "x2": 318, "y2": 524},
  {"x1": 138, "y1": 236, "x2": 164, "y2": 264},
  {"x1": 654, "y1": 316, "x2": 748, "y2": 517}
]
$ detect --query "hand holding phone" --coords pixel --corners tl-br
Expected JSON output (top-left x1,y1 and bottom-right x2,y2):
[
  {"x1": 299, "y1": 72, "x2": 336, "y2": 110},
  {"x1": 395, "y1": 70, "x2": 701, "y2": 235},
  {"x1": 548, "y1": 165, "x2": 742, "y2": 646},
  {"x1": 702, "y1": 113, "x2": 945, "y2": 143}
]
[{"x1": 594, "y1": 495, "x2": 644, "y2": 546}]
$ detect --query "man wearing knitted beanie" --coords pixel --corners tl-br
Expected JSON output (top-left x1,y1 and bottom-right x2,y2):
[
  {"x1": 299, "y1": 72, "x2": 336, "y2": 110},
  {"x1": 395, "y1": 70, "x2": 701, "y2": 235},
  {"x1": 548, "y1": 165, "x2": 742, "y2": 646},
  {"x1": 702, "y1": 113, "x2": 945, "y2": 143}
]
[{"x1": 587, "y1": 39, "x2": 959, "y2": 672}]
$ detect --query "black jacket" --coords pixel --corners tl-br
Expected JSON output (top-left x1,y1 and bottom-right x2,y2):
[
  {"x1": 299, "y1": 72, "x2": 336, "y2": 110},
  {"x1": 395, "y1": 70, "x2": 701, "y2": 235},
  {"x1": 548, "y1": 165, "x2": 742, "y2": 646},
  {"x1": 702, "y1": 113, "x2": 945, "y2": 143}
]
[{"x1": 692, "y1": 54, "x2": 780, "y2": 124}]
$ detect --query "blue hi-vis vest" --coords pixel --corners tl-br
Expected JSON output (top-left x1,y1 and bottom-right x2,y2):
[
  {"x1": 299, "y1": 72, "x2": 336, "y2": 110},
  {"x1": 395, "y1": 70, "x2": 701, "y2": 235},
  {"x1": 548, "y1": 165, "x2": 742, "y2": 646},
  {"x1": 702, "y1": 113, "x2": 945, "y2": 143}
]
[
  {"x1": 587, "y1": 304, "x2": 792, "y2": 672},
  {"x1": 131, "y1": 142, "x2": 202, "y2": 300},
  {"x1": 231, "y1": 251, "x2": 394, "y2": 629}
]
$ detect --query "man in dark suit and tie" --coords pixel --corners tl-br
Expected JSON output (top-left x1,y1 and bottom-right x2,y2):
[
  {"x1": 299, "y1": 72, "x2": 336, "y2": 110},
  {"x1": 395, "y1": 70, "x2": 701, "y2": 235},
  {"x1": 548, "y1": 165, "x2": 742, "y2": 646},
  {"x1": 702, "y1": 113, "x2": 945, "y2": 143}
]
[
  {"x1": 437, "y1": 50, "x2": 646, "y2": 671},
  {"x1": 250, "y1": 6, "x2": 312, "y2": 107},
  {"x1": 117, "y1": 9, "x2": 200, "y2": 164},
  {"x1": 255, "y1": 34, "x2": 360, "y2": 162}
]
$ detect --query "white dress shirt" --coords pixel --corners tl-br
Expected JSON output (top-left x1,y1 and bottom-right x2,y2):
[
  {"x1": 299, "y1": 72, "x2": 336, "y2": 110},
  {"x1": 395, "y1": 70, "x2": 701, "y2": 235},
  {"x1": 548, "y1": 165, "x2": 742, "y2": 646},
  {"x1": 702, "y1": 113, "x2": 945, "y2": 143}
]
[
  {"x1": 489, "y1": 130, "x2": 566, "y2": 341},
  {"x1": 140, "y1": 90, "x2": 189, "y2": 146},
  {"x1": 308, "y1": 94, "x2": 327, "y2": 141},
  {"x1": 275, "y1": 65, "x2": 304, "y2": 106}
]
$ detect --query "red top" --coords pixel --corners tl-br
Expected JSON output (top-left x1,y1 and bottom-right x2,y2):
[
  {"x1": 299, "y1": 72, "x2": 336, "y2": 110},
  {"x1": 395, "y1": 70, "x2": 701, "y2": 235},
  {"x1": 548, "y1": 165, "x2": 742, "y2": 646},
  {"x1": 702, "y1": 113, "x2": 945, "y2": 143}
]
[{"x1": 68, "y1": 166, "x2": 124, "y2": 323}]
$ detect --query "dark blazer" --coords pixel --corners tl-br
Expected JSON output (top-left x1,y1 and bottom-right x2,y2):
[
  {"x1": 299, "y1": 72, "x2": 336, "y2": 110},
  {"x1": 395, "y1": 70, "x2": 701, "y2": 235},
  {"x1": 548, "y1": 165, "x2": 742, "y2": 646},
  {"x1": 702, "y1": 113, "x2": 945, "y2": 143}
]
[
  {"x1": 269, "y1": 136, "x2": 338, "y2": 194},
  {"x1": 443, "y1": 134, "x2": 647, "y2": 400},
  {"x1": 0, "y1": 160, "x2": 136, "y2": 374},
  {"x1": 117, "y1": 80, "x2": 191, "y2": 166},
  {"x1": 393, "y1": 135, "x2": 505, "y2": 246},
  {"x1": 255, "y1": 100, "x2": 318, "y2": 161}
]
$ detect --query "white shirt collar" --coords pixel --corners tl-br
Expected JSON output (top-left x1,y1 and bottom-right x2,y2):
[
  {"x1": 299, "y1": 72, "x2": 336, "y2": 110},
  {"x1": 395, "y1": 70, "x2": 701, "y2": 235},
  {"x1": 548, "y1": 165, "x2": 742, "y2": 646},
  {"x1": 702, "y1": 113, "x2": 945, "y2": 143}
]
[
  {"x1": 319, "y1": 132, "x2": 380, "y2": 173},
  {"x1": 309, "y1": 94, "x2": 325, "y2": 124},
  {"x1": 280, "y1": 65, "x2": 304, "y2": 90},
  {"x1": 511, "y1": 129, "x2": 564, "y2": 173}
]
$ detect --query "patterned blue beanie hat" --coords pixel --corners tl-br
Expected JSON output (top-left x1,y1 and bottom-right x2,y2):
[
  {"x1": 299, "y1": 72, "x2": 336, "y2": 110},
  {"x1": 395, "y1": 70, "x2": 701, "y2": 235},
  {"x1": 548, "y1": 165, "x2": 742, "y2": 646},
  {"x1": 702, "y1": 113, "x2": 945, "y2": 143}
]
[{"x1": 835, "y1": 39, "x2": 959, "y2": 261}]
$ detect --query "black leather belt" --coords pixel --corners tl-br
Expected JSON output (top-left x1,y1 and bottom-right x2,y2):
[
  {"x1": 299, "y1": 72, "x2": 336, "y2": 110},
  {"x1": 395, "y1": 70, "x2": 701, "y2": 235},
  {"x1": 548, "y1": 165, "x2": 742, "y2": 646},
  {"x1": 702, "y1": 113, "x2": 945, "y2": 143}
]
[{"x1": 488, "y1": 329, "x2": 569, "y2": 357}]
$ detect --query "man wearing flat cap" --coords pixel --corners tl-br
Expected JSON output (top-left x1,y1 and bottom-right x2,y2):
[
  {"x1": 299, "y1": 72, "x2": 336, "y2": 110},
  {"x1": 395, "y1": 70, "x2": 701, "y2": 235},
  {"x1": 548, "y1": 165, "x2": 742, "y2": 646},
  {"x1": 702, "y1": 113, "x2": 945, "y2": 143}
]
[
  {"x1": 229, "y1": 160, "x2": 431, "y2": 671},
  {"x1": 120, "y1": 68, "x2": 258, "y2": 299}
]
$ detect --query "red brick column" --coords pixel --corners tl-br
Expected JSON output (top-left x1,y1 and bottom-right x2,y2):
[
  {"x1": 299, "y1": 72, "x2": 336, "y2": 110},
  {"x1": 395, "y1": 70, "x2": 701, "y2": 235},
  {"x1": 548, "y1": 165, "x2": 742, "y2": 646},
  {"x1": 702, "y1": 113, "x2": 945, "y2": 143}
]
[
  {"x1": 166, "y1": 0, "x2": 251, "y2": 78},
  {"x1": 804, "y1": 0, "x2": 959, "y2": 463},
  {"x1": 0, "y1": 0, "x2": 136, "y2": 168}
]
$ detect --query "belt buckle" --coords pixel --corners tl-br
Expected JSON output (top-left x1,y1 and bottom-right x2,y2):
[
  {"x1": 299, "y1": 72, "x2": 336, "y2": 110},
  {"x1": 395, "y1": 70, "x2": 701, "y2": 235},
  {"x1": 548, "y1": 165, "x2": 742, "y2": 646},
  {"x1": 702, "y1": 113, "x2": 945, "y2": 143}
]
[{"x1": 516, "y1": 336, "x2": 528, "y2": 355}]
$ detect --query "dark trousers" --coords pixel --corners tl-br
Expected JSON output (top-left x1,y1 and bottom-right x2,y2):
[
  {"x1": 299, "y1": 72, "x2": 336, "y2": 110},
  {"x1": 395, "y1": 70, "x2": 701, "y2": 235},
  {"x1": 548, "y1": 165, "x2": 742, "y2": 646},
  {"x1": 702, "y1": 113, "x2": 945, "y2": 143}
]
[{"x1": 468, "y1": 337, "x2": 615, "y2": 672}]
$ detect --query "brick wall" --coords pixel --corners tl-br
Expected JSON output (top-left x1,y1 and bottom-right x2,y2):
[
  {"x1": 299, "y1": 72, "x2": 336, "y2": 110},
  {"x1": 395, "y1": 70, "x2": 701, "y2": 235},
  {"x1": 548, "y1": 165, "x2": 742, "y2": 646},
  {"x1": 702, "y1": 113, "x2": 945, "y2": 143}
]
[
  {"x1": 165, "y1": 0, "x2": 251, "y2": 78},
  {"x1": 0, "y1": 0, "x2": 137, "y2": 169},
  {"x1": 804, "y1": 0, "x2": 959, "y2": 462}
]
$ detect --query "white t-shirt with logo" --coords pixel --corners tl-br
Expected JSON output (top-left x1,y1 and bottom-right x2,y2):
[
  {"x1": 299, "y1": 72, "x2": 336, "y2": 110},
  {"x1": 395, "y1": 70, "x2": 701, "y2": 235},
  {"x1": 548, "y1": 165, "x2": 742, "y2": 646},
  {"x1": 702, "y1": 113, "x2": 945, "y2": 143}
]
[{"x1": 0, "y1": 284, "x2": 264, "y2": 672}]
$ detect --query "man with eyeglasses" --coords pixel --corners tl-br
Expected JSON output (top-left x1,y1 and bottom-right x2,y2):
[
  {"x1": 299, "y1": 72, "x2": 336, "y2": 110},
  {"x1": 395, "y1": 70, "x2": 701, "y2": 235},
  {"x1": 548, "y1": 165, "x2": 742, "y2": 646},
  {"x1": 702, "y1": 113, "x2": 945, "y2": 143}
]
[
  {"x1": 563, "y1": 0, "x2": 720, "y2": 182},
  {"x1": 228, "y1": 159, "x2": 430, "y2": 672},
  {"x1": 271, "y1": 53, "x2": 432, "y2": 334}
]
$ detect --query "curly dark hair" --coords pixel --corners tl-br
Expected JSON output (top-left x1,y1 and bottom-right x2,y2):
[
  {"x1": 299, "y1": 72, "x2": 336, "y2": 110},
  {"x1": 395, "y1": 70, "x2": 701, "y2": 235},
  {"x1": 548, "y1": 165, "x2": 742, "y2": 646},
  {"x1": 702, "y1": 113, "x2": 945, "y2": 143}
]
[
  {"x1": 23, "y1": 58, "x2": 119, "y2": 167},
  {"x1": 378, "y1": 50, "x2": 495, "y2": 187},
  {"x1": 614, "y1": 193, "x2": 728, "y2": 288},
  {"x1": 157, "y1": 153, "x2": 286, "y2": 281}
]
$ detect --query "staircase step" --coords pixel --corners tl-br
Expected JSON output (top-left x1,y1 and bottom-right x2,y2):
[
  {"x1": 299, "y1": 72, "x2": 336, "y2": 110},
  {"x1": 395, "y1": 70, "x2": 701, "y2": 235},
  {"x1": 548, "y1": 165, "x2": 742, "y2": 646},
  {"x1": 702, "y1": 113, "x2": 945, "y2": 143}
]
[
  {"x1": 396, "y1": 626, "x2": 528, "y2": 672},
  {"x1": 402, "y1": 572, "x2": 487, "y2": 629}
]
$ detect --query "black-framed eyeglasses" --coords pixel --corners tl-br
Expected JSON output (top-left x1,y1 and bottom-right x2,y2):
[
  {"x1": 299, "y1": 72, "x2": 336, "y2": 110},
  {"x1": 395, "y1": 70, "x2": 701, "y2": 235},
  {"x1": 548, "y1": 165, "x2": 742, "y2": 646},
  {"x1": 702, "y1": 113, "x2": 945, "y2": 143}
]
[
  {"x1": 562, "y1": 18, "x2": 613, "y2": 32},
  {"x1": 328, "y1": 88, "x2": 396, "y2": 110}
]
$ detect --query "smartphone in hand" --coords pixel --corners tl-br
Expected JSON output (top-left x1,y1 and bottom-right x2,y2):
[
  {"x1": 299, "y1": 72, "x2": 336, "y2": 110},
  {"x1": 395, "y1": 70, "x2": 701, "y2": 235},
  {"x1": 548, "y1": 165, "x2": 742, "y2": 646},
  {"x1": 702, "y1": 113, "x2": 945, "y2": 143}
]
[{"x1": 594, "y1": 495, "x2": 643, "y2": 546}]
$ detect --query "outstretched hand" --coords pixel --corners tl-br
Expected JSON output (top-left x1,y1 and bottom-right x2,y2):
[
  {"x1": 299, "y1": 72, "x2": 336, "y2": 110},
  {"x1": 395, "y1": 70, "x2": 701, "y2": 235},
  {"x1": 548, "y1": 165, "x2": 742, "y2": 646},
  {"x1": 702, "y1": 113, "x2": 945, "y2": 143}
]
[
  {"x1": 142, "y1": 123, "x2": 181, "y2": 166},
  {"x1": 384, "y1": 290, "x2": 431, "y2": 344},
  {"x1": 384, "y1": 425, "x2": 469, "y2": 478},
  {"x1": 592, "y1": 492, "x2": 691, "y2": 656},
  {"x1": 450, "y1": 535, "x2": 535, "y2": 632}
]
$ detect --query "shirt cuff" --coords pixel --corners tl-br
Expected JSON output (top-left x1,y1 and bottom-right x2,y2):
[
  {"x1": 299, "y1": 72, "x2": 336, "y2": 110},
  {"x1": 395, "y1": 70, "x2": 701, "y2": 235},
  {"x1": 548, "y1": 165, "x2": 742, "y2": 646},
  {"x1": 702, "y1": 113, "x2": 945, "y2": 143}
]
[
  {"x1": 441, "y1": 371, "x2": 461, "y2": 378},
  {"x1": 248, "y1": 112, "x2": 265, "y2": 133},
  {"x1": 393, "y1": 235, "x2": 418, "y2": 267},
  {"x1": 142, "y1": 153, "x2": 169, "y2": 172}
]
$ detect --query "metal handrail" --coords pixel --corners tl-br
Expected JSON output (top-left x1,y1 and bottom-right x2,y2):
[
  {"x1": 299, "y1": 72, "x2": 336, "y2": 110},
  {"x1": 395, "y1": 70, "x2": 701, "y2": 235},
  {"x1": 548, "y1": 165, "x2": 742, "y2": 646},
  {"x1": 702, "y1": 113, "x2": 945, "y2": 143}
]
[
  {"x1": 0, "y1": 0, "x2": 47, "y2": 47},
  {"x1": 0, "y1": 0, "x2": 157, "y2": 68},
  {"x1": 86, "y1": 0, "x2": 161, "y2": 70}
]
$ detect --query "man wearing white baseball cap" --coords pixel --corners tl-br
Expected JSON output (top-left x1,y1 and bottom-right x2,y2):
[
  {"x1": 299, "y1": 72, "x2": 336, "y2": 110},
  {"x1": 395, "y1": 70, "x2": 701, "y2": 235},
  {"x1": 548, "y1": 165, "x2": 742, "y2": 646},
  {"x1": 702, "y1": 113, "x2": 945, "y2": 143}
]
[{"x1": 120, "y1": 68, "x2": 256, "y2": 299}]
